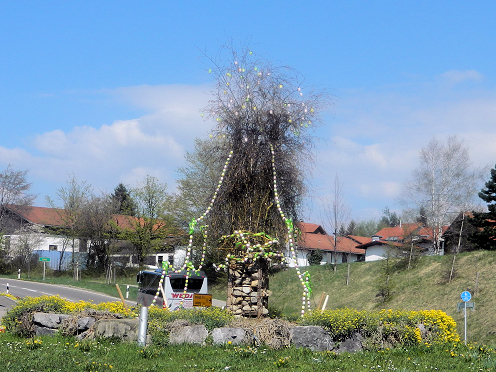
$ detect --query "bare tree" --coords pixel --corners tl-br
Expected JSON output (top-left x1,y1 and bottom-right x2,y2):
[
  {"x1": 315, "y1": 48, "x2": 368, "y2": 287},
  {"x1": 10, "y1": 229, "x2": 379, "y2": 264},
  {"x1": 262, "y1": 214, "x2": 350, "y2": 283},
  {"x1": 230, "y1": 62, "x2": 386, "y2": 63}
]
[
  {"x1": 121, "y1": 175, "x2": 180, "y2": 265},
  {"x1": 0, "y1": 165, "x2": 35, "y2": 230},
  {"x1": 401, "y1": 136, "x2": 484, "y2": 254},
  {"x1": 78, "y1": 194, "x2": 119, "y2": 278},
  {"x1": 46, "y1": 174, "x2": 93, "y2": 273},
  {"x1": 10, "y1": 224, "x2": 43, "y2": 278},
  {"x1": 322, "y1": 174, "x2": 350, "y2": 265}
]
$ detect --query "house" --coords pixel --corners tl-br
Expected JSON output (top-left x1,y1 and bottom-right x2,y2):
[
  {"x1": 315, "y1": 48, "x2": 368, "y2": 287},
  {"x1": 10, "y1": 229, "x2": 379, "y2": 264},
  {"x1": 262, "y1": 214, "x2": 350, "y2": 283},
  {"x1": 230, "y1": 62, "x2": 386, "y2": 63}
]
[
  {"x1": 285, "y1": 222, "x2": 366, "y2": 266},
  {"x1": 0, "y1": 205, "x2": 184, "y2": 271},
  {"x1": 441, "y1": 212, "x2": 479, "y2": 253},
  {"x1": 1, "y1": 205, "x2": 87, "y2": 270},
  {"x1": 357, "y1": 223, "x2": 449, "y2": 261}
]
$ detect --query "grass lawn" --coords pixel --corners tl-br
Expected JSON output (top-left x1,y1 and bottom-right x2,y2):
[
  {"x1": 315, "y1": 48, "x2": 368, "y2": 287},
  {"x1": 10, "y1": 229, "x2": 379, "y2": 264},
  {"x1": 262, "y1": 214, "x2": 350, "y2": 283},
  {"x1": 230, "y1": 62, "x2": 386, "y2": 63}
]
[{"x1": 1, "y1": 333, "x2": 495, "y2": 371}]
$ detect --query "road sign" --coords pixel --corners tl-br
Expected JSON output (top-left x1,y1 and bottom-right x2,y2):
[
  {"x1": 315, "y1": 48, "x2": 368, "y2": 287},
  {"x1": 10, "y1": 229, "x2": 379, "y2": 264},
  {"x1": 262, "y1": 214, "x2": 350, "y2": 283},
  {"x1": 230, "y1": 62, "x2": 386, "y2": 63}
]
[
  {"x1": 457, "y1": 302, "x2": 475, "y2": 311},
  {"x1": 39, "y1": 257, "x2": 50, "y2": 262},
  {"x1": 193, "y1": 293, "x2": 212, "y2": 307},
  {"x1": 461, "y1": 291, "x2": 471, "y2": 302}
]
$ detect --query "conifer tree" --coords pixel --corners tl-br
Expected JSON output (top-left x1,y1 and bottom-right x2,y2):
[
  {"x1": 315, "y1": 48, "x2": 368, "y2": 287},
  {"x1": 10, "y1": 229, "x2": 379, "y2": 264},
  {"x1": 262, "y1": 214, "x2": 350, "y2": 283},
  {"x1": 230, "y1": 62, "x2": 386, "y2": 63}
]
[{"x1": 469, "y1": 164, "x2": 496, "y2": 250}]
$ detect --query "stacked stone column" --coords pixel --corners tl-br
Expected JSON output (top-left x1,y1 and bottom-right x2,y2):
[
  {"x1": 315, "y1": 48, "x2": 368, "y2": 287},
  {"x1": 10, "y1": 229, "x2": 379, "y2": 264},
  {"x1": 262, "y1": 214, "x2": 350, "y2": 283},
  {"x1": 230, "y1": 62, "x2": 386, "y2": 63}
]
[{"x1": 226, "y1": 259, "x2": 271, "y2": 317}]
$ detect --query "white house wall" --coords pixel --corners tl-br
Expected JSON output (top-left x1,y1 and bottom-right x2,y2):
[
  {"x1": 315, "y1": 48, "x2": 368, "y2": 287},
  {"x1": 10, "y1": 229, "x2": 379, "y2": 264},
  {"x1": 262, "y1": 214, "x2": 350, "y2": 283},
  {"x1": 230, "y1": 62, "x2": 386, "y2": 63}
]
[
  {"x1": 365, "y1": 246, "x2": 387, "y2": 262},
  {"x1": 285, "y1": 247, "x2": 310, "y2": 267},
  {"x1": 5, "y1": 234, "x2": 81, "y2": 256}
]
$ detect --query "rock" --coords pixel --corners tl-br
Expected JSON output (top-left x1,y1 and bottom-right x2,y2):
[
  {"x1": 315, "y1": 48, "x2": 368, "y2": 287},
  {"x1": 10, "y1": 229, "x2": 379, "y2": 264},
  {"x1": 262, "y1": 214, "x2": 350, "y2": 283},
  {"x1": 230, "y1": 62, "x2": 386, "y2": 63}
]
[
  {"x1": 35, "y1": 326, "x2": 58, "y2": 336},
  {"x1": 234, "y1": 297, "x2": 243, "y2": 305},
  {"x1": 33, "y1": 313, "x2": 71, "y2": 329},
  {"x1": 77, "y1": 317, "x2": 96, "y2": 331},
  {"x1": 169, "y1": 325, "x2": 208, "y2": 345},
  {"x1": 336, "y1": 332, "x2": 363, "y2": 353},
  {"x1": 290, "y1": 326, "x2": 335, "y2": 351},
  {"x1": 417, "y1": 324, "x2": 428, "y2": 338},
  {"x1": 242, "y1": 286, "x2": 251, "y2": 294},
  {"x1": 212, "y1": 328, "x2": 249, "y2": 345},
  {"x1": 92, "y1": 319, "x2": 140, "y2": 342}
]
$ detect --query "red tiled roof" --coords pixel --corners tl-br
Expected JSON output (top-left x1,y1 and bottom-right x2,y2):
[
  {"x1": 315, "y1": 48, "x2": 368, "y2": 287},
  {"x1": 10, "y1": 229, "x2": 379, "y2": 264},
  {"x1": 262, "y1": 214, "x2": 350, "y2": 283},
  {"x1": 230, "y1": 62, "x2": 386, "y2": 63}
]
[
  {"x1": 6, "y1": 205, "x2": 179, "y2": 234},
  {"x1": 374, "y1": 223, "x2": 448, "y2": 242},
  {"x1": 297, "y1": 222, "x2": 328, "y2": 235},
  {"x1": 357, "y1": 240, "x2": 404, "y2": 249},
  {"x1": 296, "y1": 222, "x2": 365, "y2": 254},
  {"x1": 347, "y1": 235, "x2": 372, "y2": 245},
  {"x1": 7, "y1": 205, "x2": 68, "y2": 227},
  {"x1": 334, "y1": 236, "x2": 366, "y2": 254},
  {"x1": 374, "y1": 223, "x2": 422, "y2": 240}
]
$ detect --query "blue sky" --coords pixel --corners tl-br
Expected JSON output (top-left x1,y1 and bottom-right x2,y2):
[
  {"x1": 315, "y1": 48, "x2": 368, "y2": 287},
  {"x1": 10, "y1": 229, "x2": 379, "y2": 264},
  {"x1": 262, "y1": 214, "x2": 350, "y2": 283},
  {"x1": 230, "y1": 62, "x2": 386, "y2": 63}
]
[{"x1": 1, "y1": 1, "x2": 496, "y2": 227}]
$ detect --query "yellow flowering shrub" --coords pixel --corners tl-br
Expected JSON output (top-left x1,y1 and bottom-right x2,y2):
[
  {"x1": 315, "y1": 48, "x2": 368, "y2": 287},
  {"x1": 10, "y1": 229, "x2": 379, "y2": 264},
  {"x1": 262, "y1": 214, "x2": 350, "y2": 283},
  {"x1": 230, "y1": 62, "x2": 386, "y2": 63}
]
[
  {"x1": 2, "y1": 295, "x2": 137, "y2": 336},
  {"x1": 146, "y1": 305, "x2": 234, "y2": 345},
  {"x1": 301, "y1": 308, "x2": 460, "y2": 346}
]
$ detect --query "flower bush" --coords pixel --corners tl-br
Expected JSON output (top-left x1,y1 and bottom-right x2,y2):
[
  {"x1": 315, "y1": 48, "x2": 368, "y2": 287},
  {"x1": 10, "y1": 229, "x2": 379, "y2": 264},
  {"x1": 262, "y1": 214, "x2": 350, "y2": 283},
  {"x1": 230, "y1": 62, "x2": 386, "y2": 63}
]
[
  {"x1": 146, "y1": 305, "x2": 234, "y2": 345},
  {"x1": 301, "y1": 308, "x2": 460, "y2": 346},
  {"x1": 2, "y1": 295, "x2": 138, "y2": 336}
]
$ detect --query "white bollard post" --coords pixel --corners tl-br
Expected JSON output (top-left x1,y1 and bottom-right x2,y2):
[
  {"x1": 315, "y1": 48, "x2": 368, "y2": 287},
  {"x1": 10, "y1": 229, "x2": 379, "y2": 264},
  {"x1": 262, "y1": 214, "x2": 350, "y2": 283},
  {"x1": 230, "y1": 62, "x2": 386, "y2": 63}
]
[
  {"x1": 18, "y1": 269, "x2": 21, "y2": 279},
  {"x1": 138, "y1": 306, "x2": 148, "y2": 347},
  {"x1": 126, "y1": 285, "x2": 129, "y2": 299},
  {"x1": 6, "y1": 283, "x2": 9, "y2": 294}
]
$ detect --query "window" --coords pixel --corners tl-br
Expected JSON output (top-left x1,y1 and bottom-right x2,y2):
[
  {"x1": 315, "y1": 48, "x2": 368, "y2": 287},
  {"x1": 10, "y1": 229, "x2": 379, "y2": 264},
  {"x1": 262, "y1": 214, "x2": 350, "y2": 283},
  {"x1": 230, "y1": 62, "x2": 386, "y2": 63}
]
[{"x1": 49, "y1": 245, "x2": 58, "y2": 251}]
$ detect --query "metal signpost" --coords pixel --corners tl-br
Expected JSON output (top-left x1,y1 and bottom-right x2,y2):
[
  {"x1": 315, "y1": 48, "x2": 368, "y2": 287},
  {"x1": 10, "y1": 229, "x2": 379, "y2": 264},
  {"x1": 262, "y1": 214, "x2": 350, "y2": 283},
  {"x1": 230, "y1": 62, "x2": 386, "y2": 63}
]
[
  {"x1": 460, "y1": 291, "x2": 471, "y2": 345},
  {"x1": 39, "y1": 257, "x2": 50, "y2": 281}
]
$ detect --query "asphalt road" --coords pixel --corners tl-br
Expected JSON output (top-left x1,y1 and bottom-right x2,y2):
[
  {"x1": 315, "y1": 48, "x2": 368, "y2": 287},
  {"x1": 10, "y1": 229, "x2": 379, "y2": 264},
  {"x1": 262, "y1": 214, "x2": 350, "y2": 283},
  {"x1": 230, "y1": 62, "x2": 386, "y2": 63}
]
[
  {"x1": 0, "y1": 278, "x2": 226, "y2": 322},
  {"x1": 0, "y1": 278, "x2": 132, "y2": 304}
]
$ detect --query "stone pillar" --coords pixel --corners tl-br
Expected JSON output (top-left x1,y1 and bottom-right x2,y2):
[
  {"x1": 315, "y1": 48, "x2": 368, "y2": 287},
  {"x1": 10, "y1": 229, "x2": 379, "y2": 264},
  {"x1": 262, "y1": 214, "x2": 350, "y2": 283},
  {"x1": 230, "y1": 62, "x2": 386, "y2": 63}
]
[{"x1": 227, "y1": 259, "x2": 270, "y2": 317}]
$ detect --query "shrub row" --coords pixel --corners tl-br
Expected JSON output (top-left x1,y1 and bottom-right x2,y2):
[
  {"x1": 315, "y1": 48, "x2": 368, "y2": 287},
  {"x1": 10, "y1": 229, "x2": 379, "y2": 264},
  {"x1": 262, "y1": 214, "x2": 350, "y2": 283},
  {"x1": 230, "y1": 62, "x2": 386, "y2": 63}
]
[
  {"x1": 2, "y1": 295, "x2": 460, "y2": 348},
  {"x1": 301, "y1": 308, "x2": 460, "y2": 345}
]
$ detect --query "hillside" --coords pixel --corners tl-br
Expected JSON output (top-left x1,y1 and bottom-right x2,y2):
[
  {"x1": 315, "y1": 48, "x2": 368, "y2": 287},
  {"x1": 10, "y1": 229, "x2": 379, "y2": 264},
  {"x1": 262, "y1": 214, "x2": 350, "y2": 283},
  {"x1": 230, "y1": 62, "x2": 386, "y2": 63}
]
[{"x1": 264, "y1": 250, "x2": 496, "y2": 345}]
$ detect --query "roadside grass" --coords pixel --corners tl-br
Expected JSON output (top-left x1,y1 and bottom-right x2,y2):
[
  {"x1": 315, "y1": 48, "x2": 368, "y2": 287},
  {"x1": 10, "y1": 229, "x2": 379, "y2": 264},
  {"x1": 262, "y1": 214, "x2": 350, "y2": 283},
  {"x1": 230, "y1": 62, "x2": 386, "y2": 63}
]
[
  {"x1": 4, "y1": 250, "x2": 496, "y2": 345},
  {"x1": 1, "y1": 332, "x2": 495, "y2": 371},
  {"x1": 267, "y1": 251, "x2": 496, "y2": 346}
]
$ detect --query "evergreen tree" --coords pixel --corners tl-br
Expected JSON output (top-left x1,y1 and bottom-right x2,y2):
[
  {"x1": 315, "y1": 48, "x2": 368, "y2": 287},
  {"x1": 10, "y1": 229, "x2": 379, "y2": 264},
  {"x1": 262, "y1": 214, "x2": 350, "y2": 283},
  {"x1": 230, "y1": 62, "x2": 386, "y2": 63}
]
[
  {"x1": 111, "y1": 183, "x2": 136, "y2": 216},
  {"x1": 416, "y1": 205, "x2": 428, "y2": 226},
  {"x1": 469, "y1": 164, "x2": 496, "y2": 250},
  {"x1": 377, "y1": 207, "x2": 400, "y2": 230},
  {"x1": 346, "y1": 220, "x2": 356, "y2": 236}
]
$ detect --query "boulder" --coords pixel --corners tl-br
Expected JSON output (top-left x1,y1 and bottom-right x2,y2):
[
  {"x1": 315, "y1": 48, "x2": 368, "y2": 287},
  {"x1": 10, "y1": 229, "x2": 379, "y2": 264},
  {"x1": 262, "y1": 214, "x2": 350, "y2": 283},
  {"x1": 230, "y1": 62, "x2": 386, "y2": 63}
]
[
  {"x1": 34, "y1": 326, "x2": 58, "y2": 336},
  {"x1": 92, "y1": 319, "x2": 140, "y2": 342},
  {"x1": 33, "y1": 313, "x2": 71, "y2": 329},
  {"x1": 77, "y1": 317, "x2": 96, "y2": 331},
  {"x1": 290, "y1": 326, "x2": 334, "y2": 351},
  {"x1": 169, "y1": 325, "x2": 208, "y2": 345},
  {"x1": 212, "y1": 327, "x2": 249, "y2": 345},
  {"x1": 336, "y1": 332, "x2": 363, "y2": 353}
]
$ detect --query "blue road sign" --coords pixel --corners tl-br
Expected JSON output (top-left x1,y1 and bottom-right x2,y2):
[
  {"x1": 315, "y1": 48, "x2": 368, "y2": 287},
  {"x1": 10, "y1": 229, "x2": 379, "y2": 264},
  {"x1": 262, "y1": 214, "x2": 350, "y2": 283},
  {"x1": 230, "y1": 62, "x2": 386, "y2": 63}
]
[{"x1": 461, "y1": 291, "x2": 471, "y2": 302}]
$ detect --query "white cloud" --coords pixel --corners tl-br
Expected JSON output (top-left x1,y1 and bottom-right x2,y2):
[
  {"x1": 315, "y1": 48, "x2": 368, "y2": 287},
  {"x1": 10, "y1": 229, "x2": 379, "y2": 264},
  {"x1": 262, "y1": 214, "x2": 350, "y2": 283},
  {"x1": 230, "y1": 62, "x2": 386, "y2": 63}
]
[
  {"x1": 0, "y1": 84, "x2": 214, "y2": 203},
  {"x1": 311, "y1": 69, "x2": 496, "y2": 221},
  {"x1": 440, "y1": 70, "x2": 484, "y2": 84},
  {"x1": 2, "y1": 74, "x2": 496, "y2": 223}
]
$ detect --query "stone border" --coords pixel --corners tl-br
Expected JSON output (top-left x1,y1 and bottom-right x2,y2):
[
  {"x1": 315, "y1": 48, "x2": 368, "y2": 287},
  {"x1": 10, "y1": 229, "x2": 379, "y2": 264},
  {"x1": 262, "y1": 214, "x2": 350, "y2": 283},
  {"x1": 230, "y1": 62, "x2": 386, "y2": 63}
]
[{"x1": 29, "y1": 312, "x2": 364, "y2": 353}]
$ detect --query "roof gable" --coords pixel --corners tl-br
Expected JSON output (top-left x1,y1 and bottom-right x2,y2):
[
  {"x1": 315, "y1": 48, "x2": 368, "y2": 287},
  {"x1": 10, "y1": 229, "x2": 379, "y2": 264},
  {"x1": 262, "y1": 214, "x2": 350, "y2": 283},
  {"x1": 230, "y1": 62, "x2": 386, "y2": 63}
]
[{"x1": 6, "y1": 205, "x2": 68, "y2": 227}]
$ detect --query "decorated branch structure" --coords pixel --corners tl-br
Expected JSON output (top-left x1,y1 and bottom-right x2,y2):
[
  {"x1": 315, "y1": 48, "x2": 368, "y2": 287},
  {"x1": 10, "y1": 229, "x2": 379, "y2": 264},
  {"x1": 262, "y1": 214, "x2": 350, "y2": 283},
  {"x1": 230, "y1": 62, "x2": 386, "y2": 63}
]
[{"x1": 149, "y1": 46, "x2": 328, "y2": 316}]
